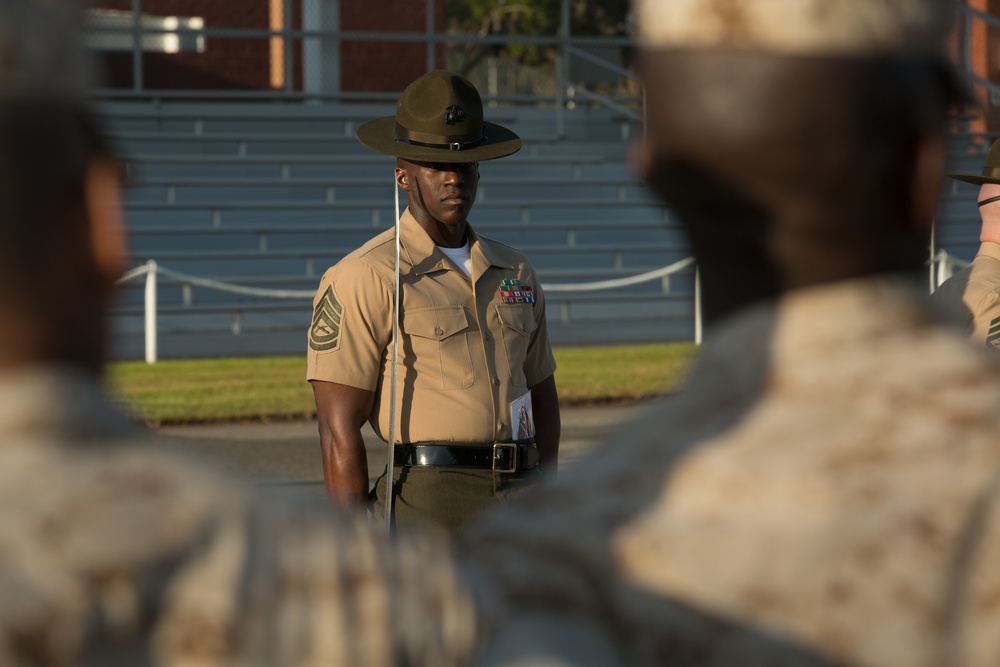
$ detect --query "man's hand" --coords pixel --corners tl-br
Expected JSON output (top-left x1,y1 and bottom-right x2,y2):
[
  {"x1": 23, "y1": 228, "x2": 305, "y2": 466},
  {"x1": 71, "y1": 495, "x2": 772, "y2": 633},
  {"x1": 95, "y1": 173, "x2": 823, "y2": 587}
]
[{"x1": 528, "y1": 374, "x2": 560, "y2": 474}]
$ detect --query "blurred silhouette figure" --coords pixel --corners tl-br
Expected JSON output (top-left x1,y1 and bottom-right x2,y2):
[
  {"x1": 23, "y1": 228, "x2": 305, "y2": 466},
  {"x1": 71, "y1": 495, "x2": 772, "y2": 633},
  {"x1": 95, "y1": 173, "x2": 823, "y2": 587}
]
[
  {"x1": 0, "y1": 2, "x2": 474, "y2": 664},
  {"x1": 459, "y1": 2, "x2": 1000, "y2": 666}
]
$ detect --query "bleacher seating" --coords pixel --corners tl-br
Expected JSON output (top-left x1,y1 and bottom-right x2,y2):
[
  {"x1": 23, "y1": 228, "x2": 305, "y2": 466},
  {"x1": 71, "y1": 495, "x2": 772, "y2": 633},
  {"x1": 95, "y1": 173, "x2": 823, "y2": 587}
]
[
  {"x1": 100, "y1": 100, "x2": 980, "y2": 361},
  {"x1": 100, "y1": 100, "x2": 694, "y2": 360}
]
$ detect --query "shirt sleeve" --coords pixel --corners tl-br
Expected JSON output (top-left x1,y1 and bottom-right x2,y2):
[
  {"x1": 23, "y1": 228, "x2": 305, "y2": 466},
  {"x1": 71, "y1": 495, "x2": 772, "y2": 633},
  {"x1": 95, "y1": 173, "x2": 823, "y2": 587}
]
[
  {"x1": 307, "y1": 257, "x2": 392, "y2": 390},
  {"x1": 971, "y1": 288, "x2": 1000, "y2": 351},
  {"x1": 522, "y1": 265, "x2": 558, "y2": 387}
]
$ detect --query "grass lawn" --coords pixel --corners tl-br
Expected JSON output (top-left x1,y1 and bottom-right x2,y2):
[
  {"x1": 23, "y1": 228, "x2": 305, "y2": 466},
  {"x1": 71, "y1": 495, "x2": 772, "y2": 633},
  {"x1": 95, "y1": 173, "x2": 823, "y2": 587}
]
[{"x1": 104, "y1": 342, "x2": 699, "y2": 425}]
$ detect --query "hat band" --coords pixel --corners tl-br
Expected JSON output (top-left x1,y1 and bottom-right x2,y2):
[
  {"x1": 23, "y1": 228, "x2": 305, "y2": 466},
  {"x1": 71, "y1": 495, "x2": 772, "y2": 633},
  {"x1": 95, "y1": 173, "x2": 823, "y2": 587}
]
[{"x1": 393, "y1": 122, "x2": 487, "y2": 152}]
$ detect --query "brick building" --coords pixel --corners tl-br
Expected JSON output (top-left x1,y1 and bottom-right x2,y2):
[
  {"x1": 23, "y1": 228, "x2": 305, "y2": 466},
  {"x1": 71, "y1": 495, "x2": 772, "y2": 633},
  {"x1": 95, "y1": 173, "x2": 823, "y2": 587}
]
[
  {"x1": 91, "y1": 0, "x2": 446, "y2": 95},
  {"x1": 955, "y1": 0, "x2": 1000, "y2": 133}
]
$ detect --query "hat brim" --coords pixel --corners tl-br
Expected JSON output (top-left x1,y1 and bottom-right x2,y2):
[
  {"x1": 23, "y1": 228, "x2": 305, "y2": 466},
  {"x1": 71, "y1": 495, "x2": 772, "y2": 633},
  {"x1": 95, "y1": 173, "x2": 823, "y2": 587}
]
[
  {"x1": 356, "y1": 116, "x2": 522, "y2": 162},
  {"x1": 947, "y1": 172, "x2": 1000, "y2": 186}
]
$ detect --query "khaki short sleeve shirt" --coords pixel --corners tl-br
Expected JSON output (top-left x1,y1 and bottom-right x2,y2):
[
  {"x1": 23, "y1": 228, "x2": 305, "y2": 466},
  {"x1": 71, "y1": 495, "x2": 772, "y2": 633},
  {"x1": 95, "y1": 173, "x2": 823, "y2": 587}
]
[
  {"x1": 307, "y1": 209, "x2": 556, "y2": 444},
  {"x1": 932, "y1": 241, "x2": 1000, "y2": 351}
]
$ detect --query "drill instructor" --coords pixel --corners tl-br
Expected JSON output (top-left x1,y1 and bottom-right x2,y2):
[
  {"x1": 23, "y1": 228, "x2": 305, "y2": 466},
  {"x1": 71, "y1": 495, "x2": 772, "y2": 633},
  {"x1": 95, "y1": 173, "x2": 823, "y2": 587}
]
[
  {"x1": 308, "y1": 70, "x2": 560, "y2": 534},
  {"x1": 933, "y1": 138, "x2": 1000, "y2": 351}
]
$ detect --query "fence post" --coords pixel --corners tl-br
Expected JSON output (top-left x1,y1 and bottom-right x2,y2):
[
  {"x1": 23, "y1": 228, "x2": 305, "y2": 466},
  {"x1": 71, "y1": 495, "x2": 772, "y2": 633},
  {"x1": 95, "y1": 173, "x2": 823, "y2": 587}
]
[
  {"x1": 283, "y1": 0, "x2": 293, "y2": 93},
  {"x1": 694, "y1": 266, "x2": 702, "y2": 345},
  {"x1": 934, "y1": 250, "x2": 954, "y2": 289},
  {"x1": 144, "y1": 259, "x2": 158, "y2": 364},
  {"x1": 929, "y1": 218, "x2": 936, "y2": 293}
]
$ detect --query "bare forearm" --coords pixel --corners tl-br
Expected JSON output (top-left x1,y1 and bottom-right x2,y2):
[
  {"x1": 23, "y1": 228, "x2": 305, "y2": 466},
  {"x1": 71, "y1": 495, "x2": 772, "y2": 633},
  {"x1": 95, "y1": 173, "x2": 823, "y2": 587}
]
[
  {"x1": 311, "y1": 380, "x2": 377, "y2": 512},
  {"x1": 319, "y1": 430, "x2": 370, "y2": 509}
]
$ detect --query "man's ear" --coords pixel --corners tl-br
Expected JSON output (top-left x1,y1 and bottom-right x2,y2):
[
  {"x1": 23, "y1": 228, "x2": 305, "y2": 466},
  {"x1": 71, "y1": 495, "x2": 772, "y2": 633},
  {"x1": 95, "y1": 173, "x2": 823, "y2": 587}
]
[
  {"x1": 395, "y1": 166, "x2": 409, "y2": 191},
  {"x1": 84, "y1": 158, "x2": 129, "y2": 285},
  {"x1": 910, "y1": 131, "x2": 946, "y2": 235}
]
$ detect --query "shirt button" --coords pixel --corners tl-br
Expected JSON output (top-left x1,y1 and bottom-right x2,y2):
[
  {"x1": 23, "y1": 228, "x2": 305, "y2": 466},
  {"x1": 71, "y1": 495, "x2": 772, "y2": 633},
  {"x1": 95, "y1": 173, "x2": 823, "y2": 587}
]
[
  {"x1": 493, "y1": 377, "x2": 500, "y2": 386},
  {"x1": 435, "y1": 327, "x2": 444, "y2": 336}
]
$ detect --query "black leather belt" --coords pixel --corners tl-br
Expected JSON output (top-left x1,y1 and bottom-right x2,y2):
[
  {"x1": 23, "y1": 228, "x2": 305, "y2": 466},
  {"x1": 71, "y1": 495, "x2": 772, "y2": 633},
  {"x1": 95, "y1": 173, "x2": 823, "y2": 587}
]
[{"x1": 393, "y1": 441, "x2": 540, "y2": 473}]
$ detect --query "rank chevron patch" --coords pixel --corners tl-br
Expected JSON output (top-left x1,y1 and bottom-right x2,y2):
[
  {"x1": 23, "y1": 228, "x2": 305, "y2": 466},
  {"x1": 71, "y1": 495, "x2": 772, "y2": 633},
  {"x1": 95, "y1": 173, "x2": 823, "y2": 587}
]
[
  {"x1": 987, "y1": 315, "x2": 1000, "y2": 352},
  {"x1": 309, "y1": 285, "x2": 344, "y2": 351}
]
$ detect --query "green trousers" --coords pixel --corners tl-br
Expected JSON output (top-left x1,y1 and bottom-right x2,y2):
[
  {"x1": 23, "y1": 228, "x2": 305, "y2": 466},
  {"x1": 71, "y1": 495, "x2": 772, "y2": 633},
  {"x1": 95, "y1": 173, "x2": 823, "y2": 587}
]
[{"x1": 370, "y1": 463, "x2": 546, "y2": 536}]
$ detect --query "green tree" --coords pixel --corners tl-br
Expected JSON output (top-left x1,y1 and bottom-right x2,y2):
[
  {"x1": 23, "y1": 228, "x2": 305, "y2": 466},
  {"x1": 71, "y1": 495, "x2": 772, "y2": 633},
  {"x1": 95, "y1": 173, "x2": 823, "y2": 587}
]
[{"x1": 445, "y1": 0, "x2": 630, "y2": 79}]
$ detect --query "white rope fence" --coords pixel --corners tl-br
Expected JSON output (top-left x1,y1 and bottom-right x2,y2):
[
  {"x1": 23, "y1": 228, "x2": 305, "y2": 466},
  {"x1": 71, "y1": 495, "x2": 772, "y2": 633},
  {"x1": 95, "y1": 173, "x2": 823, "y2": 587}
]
[
  {"x1": 931, "y1": 248, "x2": 971, "y2": 290},
  {"x1": 542, "y1": 257, "x2": 695, "y2": 292},
  {"x1": 117, "y1": 250, "x2": 970, "y2": 364},
  {"x1": 117, "y1": 257, "x2": 702, "y2": 363}
]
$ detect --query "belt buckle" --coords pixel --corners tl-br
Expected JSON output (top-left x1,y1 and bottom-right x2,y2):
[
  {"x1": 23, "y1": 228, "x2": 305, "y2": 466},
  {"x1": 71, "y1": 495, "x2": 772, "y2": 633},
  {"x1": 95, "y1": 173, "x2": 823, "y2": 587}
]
[{"x1": 493, "y1": 442, "x2": 518, "y2": 473}]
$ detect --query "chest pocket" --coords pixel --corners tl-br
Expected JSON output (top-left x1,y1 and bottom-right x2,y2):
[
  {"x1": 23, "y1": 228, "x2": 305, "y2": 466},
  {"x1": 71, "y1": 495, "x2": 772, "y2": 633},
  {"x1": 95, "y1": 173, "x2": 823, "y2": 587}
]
[
  {"x1": 402, "y1": 305, "x2": 474, "y2": 389},
  {"x1": 496, "y1": 303, "x2": 537, "y2": 388}
]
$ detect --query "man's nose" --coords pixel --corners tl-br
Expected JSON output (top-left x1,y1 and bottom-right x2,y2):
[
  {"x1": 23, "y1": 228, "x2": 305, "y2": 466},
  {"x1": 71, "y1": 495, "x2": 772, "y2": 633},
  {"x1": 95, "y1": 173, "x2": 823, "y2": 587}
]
[{"x1": 442, "y1": 164, "x2": 464, "y2": 184}]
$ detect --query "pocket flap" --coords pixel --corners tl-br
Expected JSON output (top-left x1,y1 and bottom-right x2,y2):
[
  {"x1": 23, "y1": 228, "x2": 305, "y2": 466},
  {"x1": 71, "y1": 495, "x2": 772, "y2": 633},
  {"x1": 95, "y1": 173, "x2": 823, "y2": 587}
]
[
  {"x1": 403, "y1": 305, "x2": 470, "y2": 340},
  {"x1": 496, "y1": 304, "x2": 536, "y2": 337}
]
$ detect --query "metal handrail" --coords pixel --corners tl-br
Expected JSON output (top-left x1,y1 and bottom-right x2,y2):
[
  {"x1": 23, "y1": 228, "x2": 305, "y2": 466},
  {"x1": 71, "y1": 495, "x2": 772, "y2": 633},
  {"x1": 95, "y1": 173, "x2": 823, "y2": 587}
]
[
  {"x1": 954, "y1": 1, "x2": 1000, "y2": 107},
  {"x1": 86, "y1": 0, "x2": 641, "y2": 123},
  {"x1": 564, "y1": 44, "x2": 645, "y2": 134}
]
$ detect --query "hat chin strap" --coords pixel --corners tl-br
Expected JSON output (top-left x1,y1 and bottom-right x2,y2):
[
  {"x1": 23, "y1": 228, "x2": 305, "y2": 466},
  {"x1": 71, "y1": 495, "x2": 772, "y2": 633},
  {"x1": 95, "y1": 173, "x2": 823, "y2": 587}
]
[
  {"x1": 979, "y1": 194, "x2": 1000, "y2": 208},
  {"x1": 385, "y1": 177, "x2": 401, "y2": 534}
]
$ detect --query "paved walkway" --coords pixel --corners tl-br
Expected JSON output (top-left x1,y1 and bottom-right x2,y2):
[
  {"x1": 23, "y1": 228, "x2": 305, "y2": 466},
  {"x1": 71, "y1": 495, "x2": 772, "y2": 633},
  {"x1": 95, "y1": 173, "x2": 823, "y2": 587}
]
[{"x1": 148, "y1": 403, "x2": 652, "y2": 503}]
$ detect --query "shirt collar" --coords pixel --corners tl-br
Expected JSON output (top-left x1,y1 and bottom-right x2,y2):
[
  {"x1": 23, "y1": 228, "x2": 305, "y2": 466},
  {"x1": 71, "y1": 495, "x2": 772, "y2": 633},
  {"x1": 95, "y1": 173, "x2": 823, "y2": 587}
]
[{"x1": 399, "y1": 208, "x2": 515, "y2": 278}]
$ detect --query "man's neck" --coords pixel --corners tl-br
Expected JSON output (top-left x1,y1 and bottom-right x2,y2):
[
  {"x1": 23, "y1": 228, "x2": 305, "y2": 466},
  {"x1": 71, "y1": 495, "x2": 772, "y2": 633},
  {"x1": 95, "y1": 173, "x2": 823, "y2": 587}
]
[
  {"x1": 417, "y1": 216, "x2": 468, "y2": 248},
  {"x1": 980, "y1": 213, "x2": 1000, "y2": 245}
]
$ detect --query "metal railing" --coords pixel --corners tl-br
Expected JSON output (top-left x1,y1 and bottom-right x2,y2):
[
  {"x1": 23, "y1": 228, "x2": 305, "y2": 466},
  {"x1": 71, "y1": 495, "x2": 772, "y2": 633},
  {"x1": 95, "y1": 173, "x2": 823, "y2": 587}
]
[
  {"x1": 955, "y1": 1, "x2": 1000, "y2": 102},
  {"x1": 84, "y1": 0, "x2": 642, "y2": 125}
]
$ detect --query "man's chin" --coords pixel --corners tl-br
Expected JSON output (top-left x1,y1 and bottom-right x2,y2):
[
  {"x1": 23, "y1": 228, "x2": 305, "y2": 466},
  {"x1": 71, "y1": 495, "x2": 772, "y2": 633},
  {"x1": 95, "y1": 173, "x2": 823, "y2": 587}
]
[{"x1": 436, "y1": 207, "x2": 472, "y2": 226}]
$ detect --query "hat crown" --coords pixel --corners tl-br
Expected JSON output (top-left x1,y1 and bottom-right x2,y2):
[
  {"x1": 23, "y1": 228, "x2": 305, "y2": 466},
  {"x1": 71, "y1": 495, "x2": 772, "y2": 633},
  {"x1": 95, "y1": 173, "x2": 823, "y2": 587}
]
[
  {"x1": 948, "y1": 138, "x2": 1000, "y2": 186},
  {"x1": 355, "y1": 69, "x2": 521, "y2": 162},
  {"x1": 635, "y1": 0, "x2": 953, "y2": 58},
  {"x1": 984, "y1": 140, "x2": 1000, "y2": 169},
  {"x1": 394, "y1": 70, "x2": 485, "y2": 144}
]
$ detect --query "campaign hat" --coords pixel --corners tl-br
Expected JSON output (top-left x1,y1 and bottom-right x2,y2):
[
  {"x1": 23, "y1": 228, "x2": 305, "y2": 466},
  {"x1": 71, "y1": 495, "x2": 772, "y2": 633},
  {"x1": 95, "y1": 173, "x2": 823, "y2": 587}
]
[
  {"x1": 949, "y1": 139, "x2": 1000, "y2": 186},
  {"x1": 356, "y1": 70, "x2": 521, "y2": 163}
]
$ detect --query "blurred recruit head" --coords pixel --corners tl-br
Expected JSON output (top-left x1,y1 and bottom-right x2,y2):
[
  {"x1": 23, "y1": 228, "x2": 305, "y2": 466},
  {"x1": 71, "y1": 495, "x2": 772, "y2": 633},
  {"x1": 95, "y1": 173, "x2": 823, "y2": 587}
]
[
  {"x1": 0, "y1": 0, "x2": 127, "y2": 373},
  {"x1": 629, "y1": 0, "x2": 962, "y2": 324}
]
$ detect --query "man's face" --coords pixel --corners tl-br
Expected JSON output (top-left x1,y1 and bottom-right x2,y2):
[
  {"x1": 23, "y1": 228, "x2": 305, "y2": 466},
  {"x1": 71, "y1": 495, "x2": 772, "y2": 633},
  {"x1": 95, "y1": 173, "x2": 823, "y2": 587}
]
[{"x1": 397, "y1": 159, "x2": 479, "y2": 228}]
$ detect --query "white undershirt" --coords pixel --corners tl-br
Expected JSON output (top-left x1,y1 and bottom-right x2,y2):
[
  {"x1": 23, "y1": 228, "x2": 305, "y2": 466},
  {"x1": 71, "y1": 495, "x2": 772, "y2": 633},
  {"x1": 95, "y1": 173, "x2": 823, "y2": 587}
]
[{"x1": 438, "y1": 240, "x2": 473, "y2": 278}]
